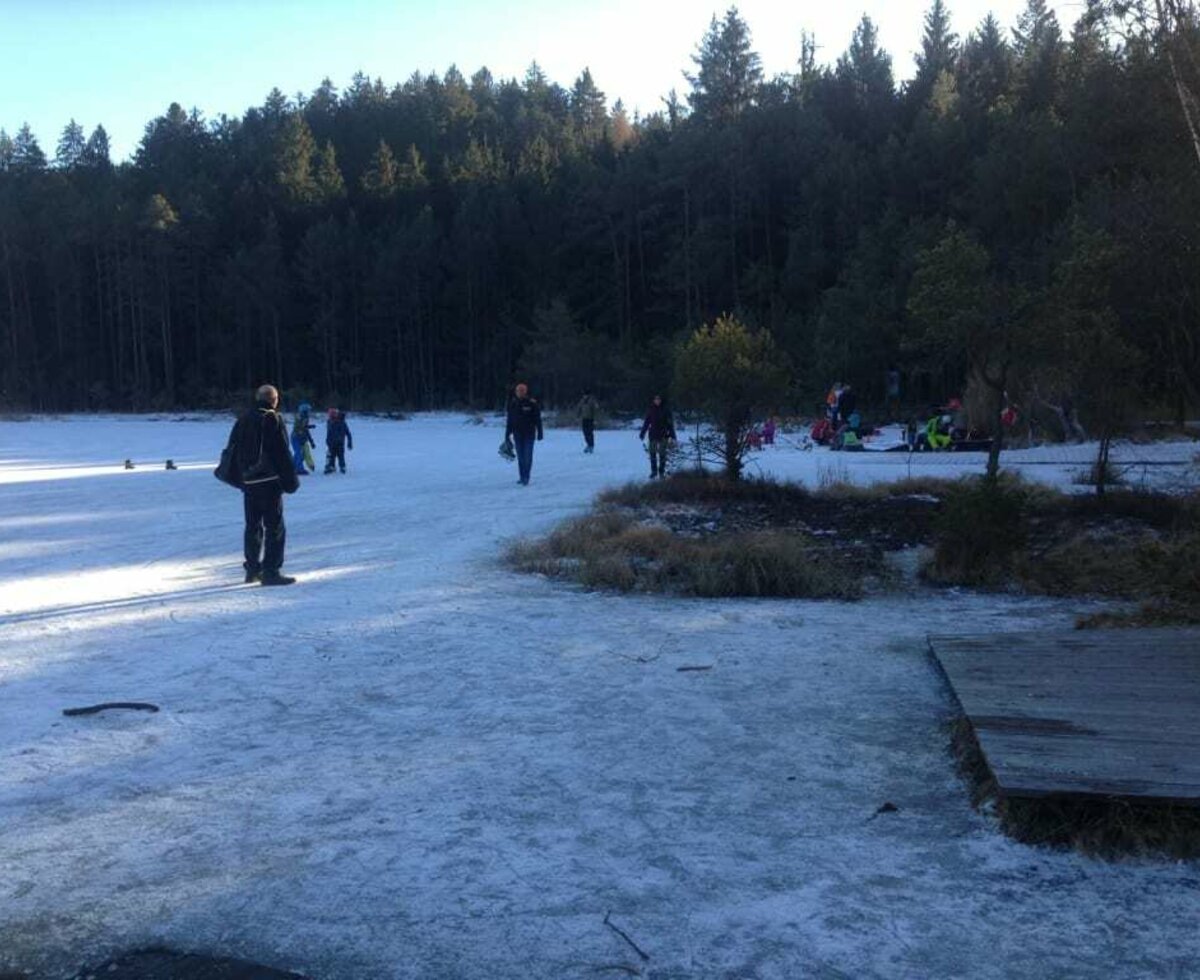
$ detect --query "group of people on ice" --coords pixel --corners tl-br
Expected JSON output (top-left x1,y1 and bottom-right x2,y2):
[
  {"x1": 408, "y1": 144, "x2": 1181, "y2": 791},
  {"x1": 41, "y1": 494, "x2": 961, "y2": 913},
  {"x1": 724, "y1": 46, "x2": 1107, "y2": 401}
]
[
  {"x1": 501, "y1": 385, "x2": 680, "y2": 484},
  {"x1": 220, "y1": 389, "x2": 358, "y2": 587},
  {"x1": 811, "y1": 382, "x2": 863, "y2": 450},
  {"x1": 289, "y1": 403, "x2": 353, "y2": 475}
]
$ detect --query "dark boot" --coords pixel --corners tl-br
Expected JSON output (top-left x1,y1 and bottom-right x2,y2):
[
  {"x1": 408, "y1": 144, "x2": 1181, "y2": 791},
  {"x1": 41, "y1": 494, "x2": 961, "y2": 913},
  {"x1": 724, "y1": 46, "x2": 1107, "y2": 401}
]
[
  {"x1": 244, "y1": 569, "x2": 261, "y2": 584},
  {"x1": 261, "y1": 572, "x2": 297, "y2": 587}
]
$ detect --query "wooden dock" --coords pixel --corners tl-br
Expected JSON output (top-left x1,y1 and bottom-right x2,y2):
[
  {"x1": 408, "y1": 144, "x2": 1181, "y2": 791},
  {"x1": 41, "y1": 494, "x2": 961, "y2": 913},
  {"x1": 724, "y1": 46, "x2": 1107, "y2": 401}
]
[{"x1": 928, "y1": 628, "x2": 1200, "y2": 806}]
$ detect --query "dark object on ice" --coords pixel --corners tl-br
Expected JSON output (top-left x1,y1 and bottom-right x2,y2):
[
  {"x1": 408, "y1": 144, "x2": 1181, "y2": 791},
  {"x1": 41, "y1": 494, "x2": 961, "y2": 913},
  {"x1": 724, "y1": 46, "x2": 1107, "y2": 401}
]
[
  {"x1": 165, "y1": 459, "x2": 178, "y2": 470},
  {"x1": 676, "y1": 665, "x2": 713, "y2": 672},
  {"x1": 947, "y1": 438, "x2": 994, "y2": 453},
  {"x1": 62, "y1": 701, "x2": 159, "y2": 717},
  {"x1": 603, "y1": 911, "x2": 651, "y2": 963},
  {"x1": 70, "y1": 948, "x2": 309, "y2": 979},
  {"x1": 261, "y1": 572, "x2": 297, "y2": 587},
  {"x1": 873, "y1": 802, "x2": 900, "y2": 816},
  {"x1": 124, "y1": 459, "x2": 135, "y2": 469}
]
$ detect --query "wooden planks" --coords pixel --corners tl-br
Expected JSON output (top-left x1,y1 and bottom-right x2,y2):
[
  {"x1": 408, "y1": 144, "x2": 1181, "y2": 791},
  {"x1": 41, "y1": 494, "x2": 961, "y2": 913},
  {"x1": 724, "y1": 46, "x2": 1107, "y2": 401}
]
[{"x1": 928, "y1": 628, "x2": 1200, "y2": 806}]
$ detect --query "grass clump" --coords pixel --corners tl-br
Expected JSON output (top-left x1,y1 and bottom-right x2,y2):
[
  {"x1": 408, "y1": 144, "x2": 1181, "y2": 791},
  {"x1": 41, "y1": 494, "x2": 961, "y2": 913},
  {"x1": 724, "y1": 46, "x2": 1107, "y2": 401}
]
[
  {"x1": 925, "y1": 476, "x2": 1200, "y2": 622},
  {"x1": 598, "y1": 471, "x2": 809, "y2": 511},
  {"x1": 507, "y1": 509, "x2": 862, "y2": 599},
  {"x1": 925, "y1": 476, "x2": 1028, "y2": 588}
]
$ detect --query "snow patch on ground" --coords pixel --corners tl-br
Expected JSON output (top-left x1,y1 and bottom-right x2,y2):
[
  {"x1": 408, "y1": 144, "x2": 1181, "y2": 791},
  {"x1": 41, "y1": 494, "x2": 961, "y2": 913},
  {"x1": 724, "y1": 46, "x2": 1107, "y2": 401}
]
[{"x1": 1, "y1": 416, "x2": 1198, "y2": 979}]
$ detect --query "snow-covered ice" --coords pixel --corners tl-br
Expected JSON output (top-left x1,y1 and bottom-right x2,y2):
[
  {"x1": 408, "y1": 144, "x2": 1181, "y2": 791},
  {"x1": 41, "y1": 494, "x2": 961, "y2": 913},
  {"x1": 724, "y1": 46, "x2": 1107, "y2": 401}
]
[{"x1": 1, "y1": 415, "x2": 1198, "y2": 979}]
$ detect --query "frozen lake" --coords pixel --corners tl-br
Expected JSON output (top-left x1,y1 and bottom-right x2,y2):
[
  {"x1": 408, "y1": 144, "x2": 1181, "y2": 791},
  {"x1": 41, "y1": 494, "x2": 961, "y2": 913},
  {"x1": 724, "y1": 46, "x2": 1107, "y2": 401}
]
[{"x1": 1, "y1": 414, "x2": 1198, "y2": 978}]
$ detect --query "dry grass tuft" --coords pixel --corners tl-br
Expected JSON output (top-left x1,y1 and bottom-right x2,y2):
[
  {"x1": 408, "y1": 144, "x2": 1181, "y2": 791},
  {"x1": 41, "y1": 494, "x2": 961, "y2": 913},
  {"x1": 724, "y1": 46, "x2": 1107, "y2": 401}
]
[
  {"x1": 507, "y1": 509, "x2": 862, "y2": 599},
  {"x1": 925, "y1": 478, "x2": 1200, "y2": 615}
]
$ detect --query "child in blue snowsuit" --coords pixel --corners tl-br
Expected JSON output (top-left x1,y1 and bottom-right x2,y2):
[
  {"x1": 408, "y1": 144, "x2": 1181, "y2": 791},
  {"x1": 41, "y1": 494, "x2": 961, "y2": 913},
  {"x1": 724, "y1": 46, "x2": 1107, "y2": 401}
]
[{"x1": 291, "y1": 403, "x2": 316, "y2": 474}]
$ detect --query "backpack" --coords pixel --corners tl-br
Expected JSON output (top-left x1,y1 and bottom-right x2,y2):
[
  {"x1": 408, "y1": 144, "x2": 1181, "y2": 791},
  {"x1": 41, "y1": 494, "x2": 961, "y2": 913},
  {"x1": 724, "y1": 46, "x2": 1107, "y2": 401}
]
[{"x1": 214, "y1": 439, "x2": 241, "y2": 488}]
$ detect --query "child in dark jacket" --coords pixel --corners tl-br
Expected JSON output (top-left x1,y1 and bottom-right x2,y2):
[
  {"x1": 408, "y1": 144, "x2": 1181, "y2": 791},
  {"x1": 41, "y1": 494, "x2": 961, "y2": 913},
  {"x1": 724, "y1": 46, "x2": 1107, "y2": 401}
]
[{"x1": 324, "y1": 409, "x2": 353, "y2": 474}]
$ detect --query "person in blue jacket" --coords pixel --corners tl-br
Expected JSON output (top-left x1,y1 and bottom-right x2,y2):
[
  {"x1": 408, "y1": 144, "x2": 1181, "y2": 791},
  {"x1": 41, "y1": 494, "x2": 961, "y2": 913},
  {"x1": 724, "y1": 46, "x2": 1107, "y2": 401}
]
[{"x1": 291, "y1": 402, "x2": 316, "y2": 474}]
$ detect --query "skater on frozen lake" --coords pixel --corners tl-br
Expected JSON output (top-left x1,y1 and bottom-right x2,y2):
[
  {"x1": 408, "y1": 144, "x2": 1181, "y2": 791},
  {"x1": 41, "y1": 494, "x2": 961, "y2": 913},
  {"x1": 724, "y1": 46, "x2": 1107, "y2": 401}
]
[
  {"x1": 577, "y1": 388, "x2": 599, "y2": 454},
  {"x1": 324, "y1": 408, "x2": 353, "y2": 474},
  {"x1": 291, "y1": 402, "x2": 316, "y2": 474},
  {"x1": 226, "y1": 384, "x2": 299, "y2": 586},
  {"x1": 639, "y1": 394, "x2": 677, "y2": 479},
  {"x1": 505, "y1": 382, "x2": 543, "y2": 485}
]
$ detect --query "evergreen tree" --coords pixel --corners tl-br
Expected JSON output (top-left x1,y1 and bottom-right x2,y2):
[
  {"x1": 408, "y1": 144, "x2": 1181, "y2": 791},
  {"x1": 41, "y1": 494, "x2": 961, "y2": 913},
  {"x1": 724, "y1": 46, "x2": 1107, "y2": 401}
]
[
  {"x1": 12, "y1": 124, "x2": 47, "y2": 170},
  {"x1": 396, "y1": 144, "x2": 429, "y2": 191},
  {"x1": 361, "y1": 139, "x2": 398, "y2": 198},
  {"x1": 959, "y1": 14, "x2": 1012, "y2": 113},
  {"x1": 81, "y1": 125, "x2": 111, "y2": 168},
  {"x1": 274, "y1": 113, "x2": 319, "y2": 205},
  {"x1": 262, "y1": 87, "x2": 291, "y2": 124},
  {"x1": 687, "y1": 7, "x2": 764, "y2": 123},
  {"x1": 313, "y1": 140, "x2": 346, "y2": 202},
  {"x1": 910, "y1": 1, "x2": 959, "y2": 108},
  {"x1": 55, "y1": 119, "x2": 86, "y2": 169},
  {"x1": 834, "y1": 16, "x2": 896, "y2": 142},
  {"x1": 1012, "y1": 0, "x2": 1063, "y2": 109},
  {"x1": 674, "y1": 315, "x2": 791, "y2": 479},
  {"x1": 571, "y1": 68, "x2": 608, "y2": 143}
]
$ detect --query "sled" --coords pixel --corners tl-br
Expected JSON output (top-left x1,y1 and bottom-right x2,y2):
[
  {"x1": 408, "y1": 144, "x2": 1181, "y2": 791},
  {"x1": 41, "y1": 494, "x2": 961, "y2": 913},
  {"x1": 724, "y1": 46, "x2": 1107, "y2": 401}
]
[{"x1": 948, "y1": 438, "x2": 994, "y2": 453}]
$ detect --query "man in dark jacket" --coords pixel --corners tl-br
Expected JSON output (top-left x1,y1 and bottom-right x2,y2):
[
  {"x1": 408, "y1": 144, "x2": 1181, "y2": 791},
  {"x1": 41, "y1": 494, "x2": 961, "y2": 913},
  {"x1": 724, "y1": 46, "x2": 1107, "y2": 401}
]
[
  {"x1": 505, "y1": 382, "x2": 543, "y2": 485},
  {"x1": 639, "y1": 394, "x2": 677, "y2": 479},
  {"x1": 227, "y1": 384, "x2": 300, "y2": 585},
  {"x1": 324, "y1": 409, "x2": 353, "y2": 474}
]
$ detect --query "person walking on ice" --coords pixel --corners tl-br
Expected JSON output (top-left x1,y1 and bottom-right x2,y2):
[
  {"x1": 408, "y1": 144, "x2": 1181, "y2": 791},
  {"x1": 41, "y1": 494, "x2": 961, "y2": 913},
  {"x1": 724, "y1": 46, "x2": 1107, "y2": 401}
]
[
  {"x1": 224, "y1": 384, "x2": 300, "y2": 586},
  {"x1": 324, "y1": 408, "x2": 353, "y2": 474},
  {"x1": 506, "y1": 382, "x2": 543, "y2": 485},
  {"x1": 639, "y1": 393, "x2": 677, "y2": 479},
  {"x1": 291, "y1": 402, "x2": 316, "y2": 474},
  {"x1": 577, "y1": 388, "x2": 599, "y2": 454}
]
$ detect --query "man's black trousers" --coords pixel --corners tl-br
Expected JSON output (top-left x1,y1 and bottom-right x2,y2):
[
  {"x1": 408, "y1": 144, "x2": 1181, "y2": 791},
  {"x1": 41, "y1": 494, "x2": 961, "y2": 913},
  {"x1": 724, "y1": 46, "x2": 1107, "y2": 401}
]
[{"x1": 243, "y1": 483, "x2": 286, "y2": 574}]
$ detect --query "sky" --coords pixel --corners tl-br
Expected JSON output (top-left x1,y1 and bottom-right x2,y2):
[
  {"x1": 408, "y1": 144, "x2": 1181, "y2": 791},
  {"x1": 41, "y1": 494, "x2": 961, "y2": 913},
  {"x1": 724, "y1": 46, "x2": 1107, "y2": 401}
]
[{"x1": 1, "y1": 0, "x2": 1086, "y2": 162}]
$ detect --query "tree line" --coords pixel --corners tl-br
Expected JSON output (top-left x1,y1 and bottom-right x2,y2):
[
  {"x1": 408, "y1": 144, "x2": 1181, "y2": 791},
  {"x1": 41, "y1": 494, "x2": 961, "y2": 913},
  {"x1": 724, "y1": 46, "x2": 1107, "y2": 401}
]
[{"x1": 1, "y1": 0, "x2": 1198, "y2": 427}]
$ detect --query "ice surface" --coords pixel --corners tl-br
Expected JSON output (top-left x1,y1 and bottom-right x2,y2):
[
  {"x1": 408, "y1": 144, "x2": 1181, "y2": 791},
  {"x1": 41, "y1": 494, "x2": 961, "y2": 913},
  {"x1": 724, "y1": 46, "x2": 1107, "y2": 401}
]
[{"x1": 1, "y1": 415, "x2": 1197, "y2": 979}]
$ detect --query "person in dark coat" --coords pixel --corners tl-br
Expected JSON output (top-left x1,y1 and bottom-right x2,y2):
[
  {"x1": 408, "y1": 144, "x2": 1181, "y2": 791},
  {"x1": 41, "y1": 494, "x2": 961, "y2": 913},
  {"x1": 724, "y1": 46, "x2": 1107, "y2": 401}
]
[
  {"x1": 639, "y1": 394, "x2": 677, "y2": 479},
  {"x1": 836, "y1": 384, "x2": 857, "y2": 423},
  {"x1": 505, "y1": 382, "x2": 543, "y2": 485},
  {"x1": 323, "y1": 408, "x2": 353, "y2": 474},
  {"x1": 226, "y1": 384, "x2": 300, "y2": 586}
]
